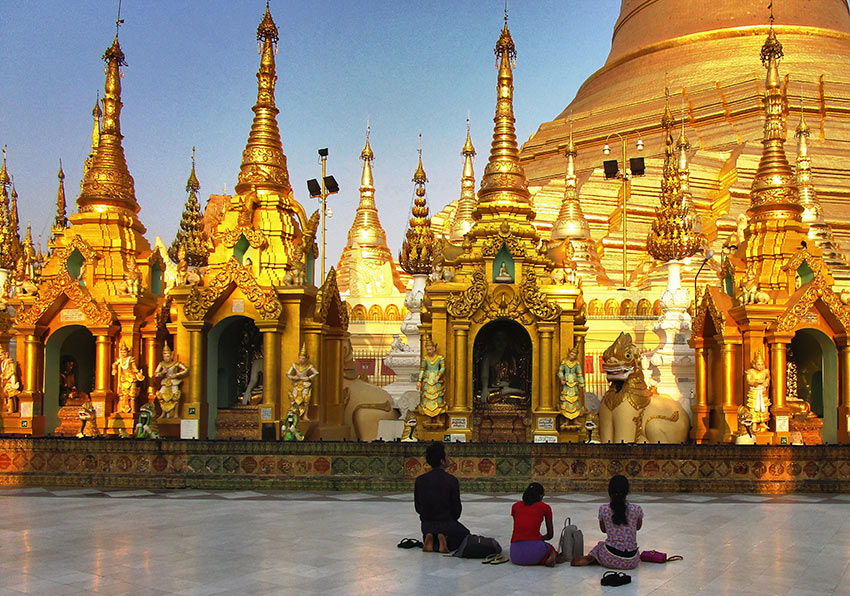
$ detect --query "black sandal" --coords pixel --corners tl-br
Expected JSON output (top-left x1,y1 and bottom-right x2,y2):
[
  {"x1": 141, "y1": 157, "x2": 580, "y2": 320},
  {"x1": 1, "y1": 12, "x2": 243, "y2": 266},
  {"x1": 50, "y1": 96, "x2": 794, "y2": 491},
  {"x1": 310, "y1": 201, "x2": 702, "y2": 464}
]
[
  {"x1": 397, "y1": 538, "x2": 423, "y2": 549},
  {"x1": 601, "y1": 571, "x2": 632, "y2": 586}
]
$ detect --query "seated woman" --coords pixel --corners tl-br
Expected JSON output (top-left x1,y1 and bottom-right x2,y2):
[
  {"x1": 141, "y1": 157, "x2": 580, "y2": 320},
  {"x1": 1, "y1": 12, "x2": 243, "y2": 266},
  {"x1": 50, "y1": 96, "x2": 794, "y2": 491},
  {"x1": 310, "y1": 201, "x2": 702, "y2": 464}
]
[
  {"x1": 572, "y1": 474, "x2": 642, "y2": 569},
  {"x1": 510, "y1": 482, "x2": 563, "y2": 567}
]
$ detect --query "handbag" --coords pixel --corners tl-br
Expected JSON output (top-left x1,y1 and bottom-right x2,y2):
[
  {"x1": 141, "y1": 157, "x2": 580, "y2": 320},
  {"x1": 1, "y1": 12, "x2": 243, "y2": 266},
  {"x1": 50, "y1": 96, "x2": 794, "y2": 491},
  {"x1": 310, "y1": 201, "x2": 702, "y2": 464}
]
[
  {"x1": 452, "y1": 534, "x2": 502, "y2": 559},
  {"x1": 558, "y1": 517, "x2": 584, "y2": 560},
  {"x1": 640, "y1": 549, "x2": 682, "y2": 563}
]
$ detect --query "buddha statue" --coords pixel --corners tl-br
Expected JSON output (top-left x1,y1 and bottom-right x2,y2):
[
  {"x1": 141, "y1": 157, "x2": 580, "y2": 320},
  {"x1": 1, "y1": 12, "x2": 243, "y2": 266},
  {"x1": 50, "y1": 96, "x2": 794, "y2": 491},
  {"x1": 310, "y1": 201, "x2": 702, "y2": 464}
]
[{"x1": 495, "y1": 261, "x2": 513, "y2": 283}]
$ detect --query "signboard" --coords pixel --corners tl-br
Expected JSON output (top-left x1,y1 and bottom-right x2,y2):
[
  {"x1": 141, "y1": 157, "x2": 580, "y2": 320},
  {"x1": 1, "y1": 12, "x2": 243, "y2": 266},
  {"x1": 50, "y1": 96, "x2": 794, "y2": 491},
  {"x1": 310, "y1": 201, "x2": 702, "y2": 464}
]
[
  {"x1": 260, "y1": 407, "x2": 273, "y2": 421},
  {"x1": 534, "y1": 434, "x2": 558, "y2": 443},
  {"x1": 450, "y1": 417, "x2": 467, "y2": 430},
  {"x1": 775, "y1": 416, "x2": 789, "y2": 433},
  {"x1": 231, "y1": 299, "x2": 245, "y2": 313},
  {"x1": 537, "y1": 417, "x2": 555, "y2": 431},
  {"x1": 448, "y1": 434, "x2": 466, "y2": 443},
  {"x1": 180, "y1": 419, "x2": 199, "y2": 440},
  {"x1": 20, "y1": 402, "x2": 32, "y2": 418},
  {"x1": 60, "y1": 309, "x2": 85, "y2": 322}
]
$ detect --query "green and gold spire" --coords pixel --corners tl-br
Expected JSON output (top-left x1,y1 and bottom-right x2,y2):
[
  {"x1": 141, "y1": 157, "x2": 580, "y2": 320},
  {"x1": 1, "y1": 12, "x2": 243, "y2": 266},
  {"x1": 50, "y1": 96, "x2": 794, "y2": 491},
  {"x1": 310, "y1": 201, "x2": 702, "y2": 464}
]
[
  {"x1": 235, "y1": 2, "x2": 291, "y2": 195},
  {"x1": 54, "y1": 160, "x2": 68, "y2": 230},
  {"x1": 399, "y1": 142, "x2": 435, "y2": 276},
  {"x1": 647, "y1": 89, "x2": 703, "y2": 262},
  {"x1": 170, "y1": 148, "x2": 208, "y2": 267},
  {"x1": 8, "y1": 185, "x2": 22, "y2": 264},
  {"x1": 449, "y1": 118, "x2": 477, "y2": 244},
  {"x1": 77, "y1": 33, "x2": 139, "y2": 215}
]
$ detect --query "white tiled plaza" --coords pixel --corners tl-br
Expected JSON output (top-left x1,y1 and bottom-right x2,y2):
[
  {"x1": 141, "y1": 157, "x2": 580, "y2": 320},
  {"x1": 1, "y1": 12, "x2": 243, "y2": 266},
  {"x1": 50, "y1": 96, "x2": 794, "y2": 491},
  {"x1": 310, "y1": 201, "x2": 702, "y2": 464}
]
[{"x1": 1, "y1": 488, "x2": 849, "y2": 595}]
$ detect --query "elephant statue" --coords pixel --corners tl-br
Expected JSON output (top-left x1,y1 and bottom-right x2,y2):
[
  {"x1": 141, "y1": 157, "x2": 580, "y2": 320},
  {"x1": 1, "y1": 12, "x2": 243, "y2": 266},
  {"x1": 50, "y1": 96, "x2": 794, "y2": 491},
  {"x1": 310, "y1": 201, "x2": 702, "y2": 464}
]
[{"x1": 598, "y1": 333, "x2": 690, "y2": 443}]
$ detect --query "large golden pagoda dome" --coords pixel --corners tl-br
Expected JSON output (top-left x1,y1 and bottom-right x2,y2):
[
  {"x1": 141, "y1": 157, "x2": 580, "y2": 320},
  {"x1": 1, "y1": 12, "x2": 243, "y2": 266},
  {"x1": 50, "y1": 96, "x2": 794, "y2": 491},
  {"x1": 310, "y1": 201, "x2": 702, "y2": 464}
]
[{"x1": 517, "y1": 0, "x2": 850, "y2": 289}]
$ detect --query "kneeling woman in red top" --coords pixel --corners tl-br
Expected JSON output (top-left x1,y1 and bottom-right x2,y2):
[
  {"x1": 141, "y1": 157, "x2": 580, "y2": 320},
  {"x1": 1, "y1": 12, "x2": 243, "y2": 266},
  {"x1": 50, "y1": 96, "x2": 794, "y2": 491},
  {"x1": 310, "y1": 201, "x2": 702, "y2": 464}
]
[{"x1": 510, "y1": 482, "x2": 564, "y2": 567}]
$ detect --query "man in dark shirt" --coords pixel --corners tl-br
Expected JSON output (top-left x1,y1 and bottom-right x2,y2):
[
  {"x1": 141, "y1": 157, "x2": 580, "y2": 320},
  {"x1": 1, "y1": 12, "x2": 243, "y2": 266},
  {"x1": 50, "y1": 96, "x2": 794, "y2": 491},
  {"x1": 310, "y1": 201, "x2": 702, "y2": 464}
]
[{"x1": 414, "y1": 441, "x2": 470, "y2": 553}]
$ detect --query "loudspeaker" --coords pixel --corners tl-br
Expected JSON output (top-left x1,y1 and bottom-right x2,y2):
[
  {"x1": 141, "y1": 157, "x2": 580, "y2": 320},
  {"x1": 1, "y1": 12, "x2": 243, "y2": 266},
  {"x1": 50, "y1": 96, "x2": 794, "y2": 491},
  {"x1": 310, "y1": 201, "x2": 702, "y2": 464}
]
[
  {"x1": 603, "y1": 160, "x2": 619, "y2": 179},
  {"x1": 630, "y1": 157, "x2": 645, "y2": 176}
]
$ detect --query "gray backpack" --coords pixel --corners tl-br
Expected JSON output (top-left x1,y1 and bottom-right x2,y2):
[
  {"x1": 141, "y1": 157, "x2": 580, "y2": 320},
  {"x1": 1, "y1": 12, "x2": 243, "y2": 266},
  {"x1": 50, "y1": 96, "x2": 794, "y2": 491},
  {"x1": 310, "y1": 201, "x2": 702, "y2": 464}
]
[{"x1": 558, "y1": 517, "x2": 584, "y2": 560}]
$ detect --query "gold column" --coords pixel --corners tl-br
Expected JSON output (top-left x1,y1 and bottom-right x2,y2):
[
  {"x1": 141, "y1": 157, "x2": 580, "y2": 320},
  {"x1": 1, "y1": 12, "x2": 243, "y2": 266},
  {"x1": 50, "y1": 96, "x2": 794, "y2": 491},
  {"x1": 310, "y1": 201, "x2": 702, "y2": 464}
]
[
  {"x1": 452, "y1": 321, "x2": 470, "y2": 412},
  {"x1": 769, "y1": 340, "x2": 787, "y2": 410},
  {"x1": 721, "y1": 343, "x2": 737, "y2": 408},
  {"x1": 23, "y1": 333, "x2": 40, "y2": 394},
  {"x1": 538, "y1": 324, "x2": 555, "y2": 412},
  {"x1": 694, "y1": 345, "x2": 707, "y2": 409},
  {"x1": 182, "y1": 322, "x2": 207, "y2": 409},
  {"x1": 94, "y1": 333, "x2": 112, "y2": 394},
  {"x1": 838, "y1": 341, "x2": 850, "y2": 443},
  {"x1": 144, "y1": 334, "x2": 158, "y2": 402},
  {"x1": 257, "y1": 322, "x2": 281, "y2": 416}
]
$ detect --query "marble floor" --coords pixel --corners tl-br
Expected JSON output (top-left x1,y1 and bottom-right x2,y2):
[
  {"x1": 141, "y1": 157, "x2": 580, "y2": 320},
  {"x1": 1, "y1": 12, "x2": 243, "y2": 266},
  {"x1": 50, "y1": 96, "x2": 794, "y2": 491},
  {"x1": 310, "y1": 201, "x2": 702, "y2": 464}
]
[{"x1": 0, "y1": 488, "x2": 849, "y2": 595}]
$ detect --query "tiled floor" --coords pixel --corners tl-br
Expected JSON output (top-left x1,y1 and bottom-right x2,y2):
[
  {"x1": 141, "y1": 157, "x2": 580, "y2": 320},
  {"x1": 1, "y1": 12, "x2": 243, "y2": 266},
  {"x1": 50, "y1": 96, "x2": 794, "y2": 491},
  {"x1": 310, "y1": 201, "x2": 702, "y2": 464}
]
[{"x1": 0, "y1": 488, "x2": 849, "y2": 595}]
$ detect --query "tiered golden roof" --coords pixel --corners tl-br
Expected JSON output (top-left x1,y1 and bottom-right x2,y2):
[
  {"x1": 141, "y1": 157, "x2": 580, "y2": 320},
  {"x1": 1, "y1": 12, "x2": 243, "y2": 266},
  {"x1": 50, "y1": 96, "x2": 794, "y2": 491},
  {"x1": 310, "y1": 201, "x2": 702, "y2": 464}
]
[
  {"x1": 335, "y1": 128, "x2": 407, "y2": 295},
  {"x1": 169, "y1": 149, "x2": 208, "y2": 268},
  {"x1": 235, "y1": 2, "x2": 290, "y2": 195},
  {"x1": 646, "y1": 89, "x2": 704, "y2": 262},
  {"x1": 448, "y1": 120, "x2": 477, "y2": 244},
  {"x1": 398, "y1": 146, "x2": 435, "y2": 276},
  {"x1": 77, "y1": 36, "x2": 139, "y2": 216}
]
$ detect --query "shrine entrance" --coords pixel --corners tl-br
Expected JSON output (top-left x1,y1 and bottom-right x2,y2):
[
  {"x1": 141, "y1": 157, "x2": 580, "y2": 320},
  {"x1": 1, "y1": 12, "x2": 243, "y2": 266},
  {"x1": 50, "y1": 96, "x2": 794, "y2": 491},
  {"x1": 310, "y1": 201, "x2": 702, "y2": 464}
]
[
  {"x1": 207, "y1": 315, "x2": 262, "y2": 439},
  {"x1": 471, "y1": 319, "x2": 532, "y2": 442},
  {"x1": 789, "y1": 328, "x2": 838, "y2": 444},
  {"x1": 44, "y1": 325, "x2": 96, "y2": 435}
]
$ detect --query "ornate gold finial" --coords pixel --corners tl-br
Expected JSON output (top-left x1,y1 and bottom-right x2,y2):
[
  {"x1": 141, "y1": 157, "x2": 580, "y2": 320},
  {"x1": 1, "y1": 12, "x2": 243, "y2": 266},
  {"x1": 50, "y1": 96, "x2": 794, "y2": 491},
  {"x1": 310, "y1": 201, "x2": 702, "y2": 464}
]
[
  {"x1": 8, "y1": 185, "x2": 21, "y2": 265},
  {"x1": 795, "y1": 90, "x2": 821, "y2": 226},
  {"x1": 450, "y1": 118, "x2": 478, "y2": 243},
  {"x1": 474, "y1": 12, "x2": 533, "y2": 230},
  {"x1": 54, "y1": 159, "x2": 68, "y2": 230},
  {"x1": 647, "y1": 90, "x2": 704, "y2": 262},
  {"x1": 344, "y1": 123, "x2": 390, "y2": 252},
  {"x1": 0, "y1": 146, "x2": 9, "y2": 186},
  {"x1": 748, "y1": 22, "x2": 800, "y2": 224},
  {"x1": 77, "y1": 29, "x2": 139, "y2": 215},
  {"x1": 399, "y1": 143, "x2": 435, "y2": 275},
  {"x1": 236, "y1": 2, "x2": 291, "y2": 194},
  {"x1": 169, "y1": 148, "x2": 208, "y2": 267},
  {"x1": 299, "y1": 343, "x2": 307, "y2": 359},
  {"x1": 551, "y1": 111, "x2": 592, "y2": 245},
  {"x1": 22, "y1": 223, "x2": 36, "y2": 279},
  {"x1": 83, "y1": 93, "x2": 102, "y2": 178}
]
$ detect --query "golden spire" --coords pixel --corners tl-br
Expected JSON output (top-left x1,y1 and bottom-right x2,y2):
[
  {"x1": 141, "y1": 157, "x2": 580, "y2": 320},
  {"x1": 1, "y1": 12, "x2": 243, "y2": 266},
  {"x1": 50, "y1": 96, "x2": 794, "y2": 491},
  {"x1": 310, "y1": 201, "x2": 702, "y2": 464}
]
[
  {"x1": 235, "y1": 2, "x2": 291, "y2": 195},
  {"x1": 169, "y1": 147, "x2": 208, "y2": 268},
  {"x1": 9, "y1": 185, "x2": 21, "y2": 263},
  {"x1": 0, "y1": 146, "x2": 9, "y2": 186},
  {"x1": 83, "y1": 94, "x2": 101, "y2": 177},
  {"x1": 346, "y1": 125, "x2": 390, "y2": 251},
  {"x1": 551, "y1": 113, "x2": 591, "y2": 244},
  {"x1": 0, "y1": 147, "x2": 10, "y2": 270},
  {"x1": 474, "y1": 12, "x2": 533, "y2": 223},
  {"x1": 449, "y1": 117, "x2": 477, "y2": 244},
  {"x1": 399, "y1": 140, "x2": 436, "y2": 275},
  {"x1": 23, "y1": 223, "x2": 36, "y2": 272},
  {"x1": 747, "y1": 20, "x2": 801, "y2": 223},
  {"x1": 54, "y1": 160, "x2": 68, "y2": 230},
  {"x1": 795, "y1": 96, "x2": 822, "y2": 227},
  {"x1": 77, "y1": 31, "x2": 139, "y2": 215},
  {"x1": 647, "y1": 88, "x2": 703, "y2": 262}
]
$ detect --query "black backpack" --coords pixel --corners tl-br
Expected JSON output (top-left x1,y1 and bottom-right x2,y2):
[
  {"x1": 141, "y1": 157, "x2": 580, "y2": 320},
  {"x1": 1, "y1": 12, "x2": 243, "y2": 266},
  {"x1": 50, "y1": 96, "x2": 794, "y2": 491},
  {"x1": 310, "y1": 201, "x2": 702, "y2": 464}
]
[{"x1": 452, "y1": 534, "x2": 502, "y2": 558}]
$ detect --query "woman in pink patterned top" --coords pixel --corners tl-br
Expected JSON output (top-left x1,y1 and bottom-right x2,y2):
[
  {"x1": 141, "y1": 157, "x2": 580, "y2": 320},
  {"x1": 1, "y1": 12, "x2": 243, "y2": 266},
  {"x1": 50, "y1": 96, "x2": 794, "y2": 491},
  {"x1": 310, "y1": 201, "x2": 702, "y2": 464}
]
[{"x1": 572, "y1": 475, "x2": 642, "y2": 569}]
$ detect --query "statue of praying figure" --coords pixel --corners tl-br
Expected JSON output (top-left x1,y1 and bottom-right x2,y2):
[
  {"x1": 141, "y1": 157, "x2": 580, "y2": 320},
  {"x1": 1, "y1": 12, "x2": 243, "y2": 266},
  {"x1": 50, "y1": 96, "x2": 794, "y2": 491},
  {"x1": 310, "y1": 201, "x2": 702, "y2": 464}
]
[
  {"x1": 286, "y1": 345, "x2": 319, "y2": 420},
  {"x1": 558, "y1": 347, "x2": 585, "y2": 420},
  {"x1": 154, "y1": 344, "x2": 189, "y2": 419},
  {"x1": 112, "y1": 343, "x2": 144, "y2": 415},
  {"x1": 0, "y1": 347, "x2": 20, "y2": 414},
  {"x1": 417, "y1": 337, "x2": 446, "y2": 417},
  {"x1": 745, "y1": 351, "x2": 771, "y2": 433}
]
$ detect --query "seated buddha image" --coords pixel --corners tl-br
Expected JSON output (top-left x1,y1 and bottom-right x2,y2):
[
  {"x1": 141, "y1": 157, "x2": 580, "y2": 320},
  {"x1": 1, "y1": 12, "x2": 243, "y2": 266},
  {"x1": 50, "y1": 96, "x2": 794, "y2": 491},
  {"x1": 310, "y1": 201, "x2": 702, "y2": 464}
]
[{"x1": 478, "y1": 329, "x2": 529, "y2": 405}]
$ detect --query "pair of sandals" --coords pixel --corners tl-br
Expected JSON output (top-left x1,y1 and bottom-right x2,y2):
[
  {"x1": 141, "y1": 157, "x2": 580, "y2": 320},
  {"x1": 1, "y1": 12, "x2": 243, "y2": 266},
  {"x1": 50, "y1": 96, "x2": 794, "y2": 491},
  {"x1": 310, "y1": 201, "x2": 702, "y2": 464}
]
[
  {"x1": 482, "y1": 553, "x2": 509, "y2": 565},
  {"x1": 397, "y1": 538, "x2": 423, "y2": 549},
  {"x1": 601, "y1": 571, "x2": 631, "y2": 586}
]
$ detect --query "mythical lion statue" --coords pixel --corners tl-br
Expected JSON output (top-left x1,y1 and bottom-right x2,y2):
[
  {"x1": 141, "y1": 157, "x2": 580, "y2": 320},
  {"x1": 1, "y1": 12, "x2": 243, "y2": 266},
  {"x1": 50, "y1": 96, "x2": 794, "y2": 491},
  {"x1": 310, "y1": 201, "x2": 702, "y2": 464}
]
[
  {"x1": 341, "y1": 339, "x2": 398, "y2": 441},
  {"x1": 599, "y1": 333, "x2": 690, "y2": 443}
]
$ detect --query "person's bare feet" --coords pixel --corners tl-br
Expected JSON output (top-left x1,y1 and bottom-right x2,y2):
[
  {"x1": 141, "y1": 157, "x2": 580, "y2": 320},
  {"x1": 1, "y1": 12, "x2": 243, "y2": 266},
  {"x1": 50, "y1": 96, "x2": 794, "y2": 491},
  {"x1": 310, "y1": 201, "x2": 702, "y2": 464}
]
[
  {"x1": 423, "y1": 533, "x2": 434, "y2": 552},
  {"x1": 437, "y1": 533, "x2": 449, "y2": 553},
  {"x1": 544, "y1": 550, "x2": 557, "y2": 567},
  {"x1": 556, "y1": 553, "x2": 568, "y2": 564},
  {"x1": 571, "y1": 555, "x2": 596, "y2": 566}
]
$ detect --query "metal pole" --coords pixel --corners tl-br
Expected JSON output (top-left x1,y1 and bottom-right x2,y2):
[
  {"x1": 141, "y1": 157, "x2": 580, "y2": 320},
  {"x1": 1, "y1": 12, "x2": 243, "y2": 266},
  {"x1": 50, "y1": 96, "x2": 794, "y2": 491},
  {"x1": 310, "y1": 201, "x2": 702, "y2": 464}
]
[
  {"x1": 320, "y1": 154, "x2": 327, "y2": 285},
  {"x1": 622, "y1": 136, "x2": 628, "y2": 288}
]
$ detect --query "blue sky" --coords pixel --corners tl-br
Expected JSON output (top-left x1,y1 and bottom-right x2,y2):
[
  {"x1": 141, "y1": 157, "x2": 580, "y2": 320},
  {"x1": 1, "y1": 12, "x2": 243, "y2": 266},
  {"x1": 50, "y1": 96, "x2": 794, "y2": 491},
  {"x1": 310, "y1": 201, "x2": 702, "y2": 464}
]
[{"x1": 0, "y1": 1, "x2": 620, "y2": 274}]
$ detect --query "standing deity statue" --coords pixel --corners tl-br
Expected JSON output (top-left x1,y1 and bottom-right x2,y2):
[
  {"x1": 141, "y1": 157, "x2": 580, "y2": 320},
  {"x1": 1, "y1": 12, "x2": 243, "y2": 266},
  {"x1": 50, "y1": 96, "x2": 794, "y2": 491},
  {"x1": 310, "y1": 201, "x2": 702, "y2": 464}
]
[
  {"x1": 745, "y1": 351, "x2": 771, "y2": 432},
  {"x1": 0, "y1": 348, "x2": 20, "y2": 414},
  {"x1": 558, "y1": 347, "x2": 585, "y2": 420},
  {"x1": 154, "y1": 344, "x2": 189, "y2": 419},
  {"x1": 77, "y1": 396, "x2": 100, "y2": 438},
  {"x1": 112, "y1": 343, "x2": 144, "y2": 415},
  {"x1": 417, "y1": 338, "x2": 446, "y2": 417},
  {"x1": 286, "y1": 344, "x2": 319, "y2": 420}
]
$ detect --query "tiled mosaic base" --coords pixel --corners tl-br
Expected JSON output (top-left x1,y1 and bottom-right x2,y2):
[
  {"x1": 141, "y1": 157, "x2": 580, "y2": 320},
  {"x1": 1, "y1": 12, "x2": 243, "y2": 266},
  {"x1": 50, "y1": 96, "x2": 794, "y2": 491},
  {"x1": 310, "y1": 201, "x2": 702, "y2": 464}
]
[{"x1": 0, "y1": 438, "x2": 848, "y2": 493}]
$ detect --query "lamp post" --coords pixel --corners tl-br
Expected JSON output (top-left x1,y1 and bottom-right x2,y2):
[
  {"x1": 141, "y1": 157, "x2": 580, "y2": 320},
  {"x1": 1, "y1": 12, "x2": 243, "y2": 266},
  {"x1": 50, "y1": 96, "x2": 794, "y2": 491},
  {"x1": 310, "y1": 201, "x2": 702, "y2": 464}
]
[
  {"x1": 693, "y1": 249, "x2": 715, "y2": 317},
  {"x1": 602, "y1": 133, "x2": 644, "y2": 288},
  {"x1": 307, "y1": 148, "x2": 339, "y2": 285}
]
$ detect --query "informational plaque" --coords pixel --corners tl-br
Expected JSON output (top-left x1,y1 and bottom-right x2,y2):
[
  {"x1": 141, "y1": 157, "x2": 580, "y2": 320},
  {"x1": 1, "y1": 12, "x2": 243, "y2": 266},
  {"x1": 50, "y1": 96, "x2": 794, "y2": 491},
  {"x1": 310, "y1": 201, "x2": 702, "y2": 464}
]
[
  {"x1": 93, "y1": 402, "x2": 105, "y2": 417},
  {"x1": 775, "y1": 416, "x2": 789, "y2": 433},
  {"x1": 180, "y1": 419, "x2": 199, "y2": 440},
  {"x1": 450, "y1": 417, "x2": 467, "y2": 429},
  {"x1": 60, "y1": 309, "x2": 85, "y2": 322},
  {"x1": 20, "y1": 402, "x2": 33, "y2": 418},
  {"x1": 231, "y1": 299, "x2": 245, "y2": 313},
  {"x1": 537, "y1": 417, "x2": 555, "y2": 431},
  {"x1": 534, "y1": 434, "x2": 558, "y2": 443},
  {"x1": 449, "y1": 433, "x2": 467, "y2": 443},
  {"x1": 260, "y1": 407, "x2": 273, "y2": 421}
]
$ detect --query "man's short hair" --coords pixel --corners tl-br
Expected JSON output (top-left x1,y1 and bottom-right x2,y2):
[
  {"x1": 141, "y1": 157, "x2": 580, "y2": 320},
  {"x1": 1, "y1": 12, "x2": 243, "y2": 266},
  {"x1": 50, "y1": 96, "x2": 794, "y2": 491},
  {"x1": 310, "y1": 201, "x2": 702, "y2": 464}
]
[{"x1": 425, "y1": 441, "x2": 446, "y2": 469}]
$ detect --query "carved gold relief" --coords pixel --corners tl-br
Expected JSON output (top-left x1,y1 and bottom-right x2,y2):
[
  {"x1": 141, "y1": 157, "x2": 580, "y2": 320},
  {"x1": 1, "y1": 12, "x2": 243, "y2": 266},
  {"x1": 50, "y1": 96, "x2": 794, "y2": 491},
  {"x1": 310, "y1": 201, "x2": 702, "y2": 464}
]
[
  {"x1": 15, "y1": 269, "x2": 112, "y2": 327},
  {"x1": 183, "y1": 258, "x2": 281, "y2": 321},
  {"x1": 446, "y1": 269, "x2": 487, "y2": 319},
  {"x1": 519, "y1": 269, "x2": 560, "y2": 321},
  {"x1": 314, "y1": 267, "x2": 348, "y2": 329},
  {"x1": 481, "y1": 234, "x2": 526, "y2": 258}
]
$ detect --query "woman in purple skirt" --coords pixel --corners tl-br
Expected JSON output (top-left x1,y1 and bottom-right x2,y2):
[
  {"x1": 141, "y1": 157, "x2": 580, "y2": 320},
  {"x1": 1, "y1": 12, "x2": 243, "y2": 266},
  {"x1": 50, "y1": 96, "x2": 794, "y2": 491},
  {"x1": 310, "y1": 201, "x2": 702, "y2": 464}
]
[
  {"x1": 572, "y1": 475, "x2": 642, "y2": 569},
  {"x1": 509, "y1": 483, "x2": 563, "y2": 567}
]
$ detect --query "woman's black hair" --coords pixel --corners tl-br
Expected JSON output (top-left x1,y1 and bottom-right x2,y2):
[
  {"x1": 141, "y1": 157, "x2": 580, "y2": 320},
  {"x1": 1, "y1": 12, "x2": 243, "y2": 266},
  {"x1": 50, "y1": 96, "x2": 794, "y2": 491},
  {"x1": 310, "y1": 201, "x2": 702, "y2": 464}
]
[
  {"x1": 522, "y1": 482, "x2": 545, "y2": 506},
  {"x1": 608, "y1": 474, "x2": 630, "y2": 525}
]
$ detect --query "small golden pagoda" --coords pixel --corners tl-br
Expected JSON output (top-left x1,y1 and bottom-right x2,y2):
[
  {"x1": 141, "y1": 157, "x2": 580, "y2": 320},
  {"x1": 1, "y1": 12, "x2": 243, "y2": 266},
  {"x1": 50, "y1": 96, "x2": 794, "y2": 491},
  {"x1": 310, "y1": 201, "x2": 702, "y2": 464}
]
[
  {"x1": 691, "y1": 22, "x2": 850, "y2": 445},
  {"x1": 335, "y1": 128, "x2": 409, "y2": 358},
  {"x1": 418, "y1": 16, "x2": 585, "y2": 443}
]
